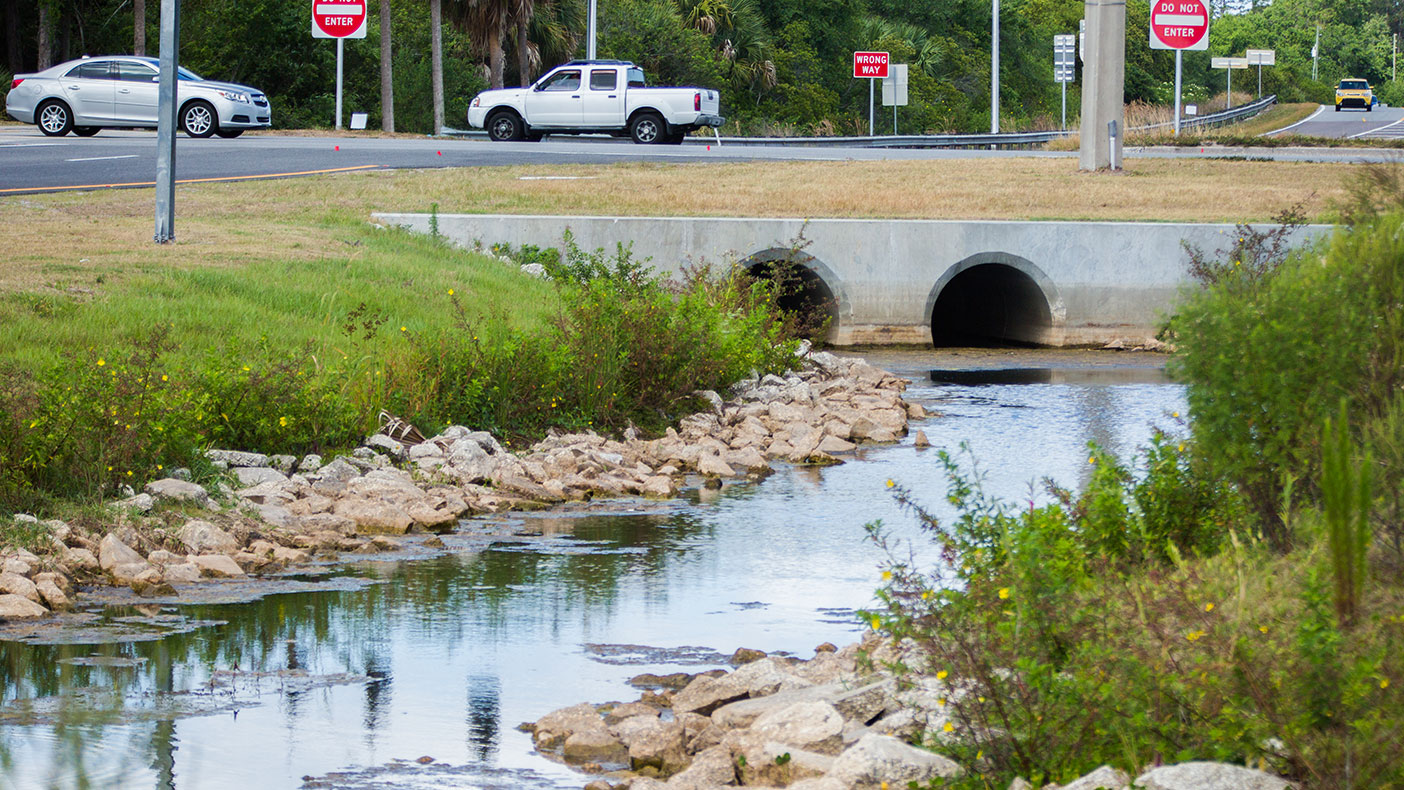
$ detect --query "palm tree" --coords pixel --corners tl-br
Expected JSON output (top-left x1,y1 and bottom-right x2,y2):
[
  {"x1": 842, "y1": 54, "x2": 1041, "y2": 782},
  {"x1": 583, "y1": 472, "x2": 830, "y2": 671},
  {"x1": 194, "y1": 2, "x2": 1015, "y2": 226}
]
[
  {"x1": 381, "y1": 0, "x2": 395, "y2": 132},
  {"x1": 431, "y1": 0, "x2": 444, "y2": 133},
  {"x1": 455, "y1": 0, "x2": 512, "y2": 90},
  {"x1": 37, "y1": 0, "x2": 53, "y2": 70},
  {"x1": 134, "y1": 0, "x2": 145, "y2": 56}
]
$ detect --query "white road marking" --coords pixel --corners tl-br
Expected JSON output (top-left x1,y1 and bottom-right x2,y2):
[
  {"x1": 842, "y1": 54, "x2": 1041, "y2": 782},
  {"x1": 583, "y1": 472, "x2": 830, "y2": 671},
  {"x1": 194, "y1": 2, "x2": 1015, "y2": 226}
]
[
  {"x1": 1263, "y1": 105, "x2": 1324, "y2": 136},
  {"x1": 65, "y1": 154, "x2": 140, "y2": 162},
  {"x1": 1349, "y1": 113, "x2": 1404, "y2": 139},
  {"x1": 0, "y1": 141, "x2": 65, "y2": 147}
]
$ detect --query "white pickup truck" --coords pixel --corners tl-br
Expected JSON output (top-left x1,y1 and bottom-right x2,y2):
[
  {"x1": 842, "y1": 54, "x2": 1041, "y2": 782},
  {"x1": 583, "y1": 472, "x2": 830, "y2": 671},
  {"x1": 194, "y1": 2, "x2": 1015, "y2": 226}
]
[{"x1": 466, "y1": 60, "x2": 723, "y2": 144}]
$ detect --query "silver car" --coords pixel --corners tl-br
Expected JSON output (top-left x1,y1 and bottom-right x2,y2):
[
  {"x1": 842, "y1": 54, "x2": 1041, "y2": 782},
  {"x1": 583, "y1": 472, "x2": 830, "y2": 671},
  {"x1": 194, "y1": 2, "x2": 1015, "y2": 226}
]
[{"x1": 4, "y1": 55, "x2": 271, "y2": 138}]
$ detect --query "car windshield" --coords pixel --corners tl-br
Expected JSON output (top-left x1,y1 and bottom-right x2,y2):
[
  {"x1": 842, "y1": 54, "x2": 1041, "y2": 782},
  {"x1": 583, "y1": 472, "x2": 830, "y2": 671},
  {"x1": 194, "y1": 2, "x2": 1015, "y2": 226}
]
[
  {"x1": 177, "y1": 66, "x2": 202, "y2": 81},
  {"x1": 1340, "y1": 80, "x2": 1369, "y2": 90}
]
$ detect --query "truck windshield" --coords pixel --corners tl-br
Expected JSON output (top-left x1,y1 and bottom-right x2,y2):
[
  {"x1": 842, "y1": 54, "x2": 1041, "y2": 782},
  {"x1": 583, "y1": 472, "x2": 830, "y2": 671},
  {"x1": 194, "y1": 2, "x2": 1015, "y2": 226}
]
[{"x1": 627, "y1": 67, "x2": 646, "y2": 88}]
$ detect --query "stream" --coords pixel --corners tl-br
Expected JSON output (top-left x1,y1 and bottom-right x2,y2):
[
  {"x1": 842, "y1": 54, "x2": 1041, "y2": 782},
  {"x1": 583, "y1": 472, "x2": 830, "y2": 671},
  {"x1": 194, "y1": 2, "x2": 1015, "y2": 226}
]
[{"x1": 0, "y1": 349, "x2": 1185, "y2": 790}]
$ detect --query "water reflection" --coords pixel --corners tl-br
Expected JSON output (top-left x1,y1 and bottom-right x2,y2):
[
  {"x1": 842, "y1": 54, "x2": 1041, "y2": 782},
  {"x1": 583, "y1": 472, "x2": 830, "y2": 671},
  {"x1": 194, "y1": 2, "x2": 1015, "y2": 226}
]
[{"x1": 0, "y1": 351, "x2": 1186, "y2": 789}]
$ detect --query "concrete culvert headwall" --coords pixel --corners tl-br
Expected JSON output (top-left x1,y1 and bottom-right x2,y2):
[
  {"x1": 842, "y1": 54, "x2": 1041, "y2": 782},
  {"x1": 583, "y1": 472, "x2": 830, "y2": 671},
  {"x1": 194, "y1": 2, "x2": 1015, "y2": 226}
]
[
  {"x1": 930, "y1": 262, "x2": 1055, "y2": 347},
  {"x1": 743, "y1": 250, "x2": 842, "y2": 341}
]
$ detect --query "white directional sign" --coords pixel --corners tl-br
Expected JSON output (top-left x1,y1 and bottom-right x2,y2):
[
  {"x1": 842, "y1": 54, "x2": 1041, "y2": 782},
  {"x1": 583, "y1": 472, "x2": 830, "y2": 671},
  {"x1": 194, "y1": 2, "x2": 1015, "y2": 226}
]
[
  {"x1": 1054, "y1": 34, "x2": 1076, "y2": 82},
  {"x1": 1246, "y1": 49, "x2": 1275, "y2": 65},
  {"x1": 1211, "y1": 57, "x2": 1249, "y2": 69},
  {"x1": 881, "y1": 64, "x2": 908, "y2": 106}
]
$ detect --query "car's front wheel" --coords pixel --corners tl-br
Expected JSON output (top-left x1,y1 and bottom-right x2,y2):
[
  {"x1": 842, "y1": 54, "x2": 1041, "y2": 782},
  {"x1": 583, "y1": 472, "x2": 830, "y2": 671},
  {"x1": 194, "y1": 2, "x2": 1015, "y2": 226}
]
[
  {"x1": 36, "y1": 100, "x2": 73, "y2": 137},
  {"x1": 73, "y1": 126, "x2": 101, "y2": 137},
  {"x1": 487, "y1": 111, "x2": 523, "y2": 142},
  {"x1": 180, "y1": 101, "x2": 218, "y2": 138},
  {"x1": 215, "y1": 128, "x2": 244, "y2": 138},
  {"x1": 629, "y1": 112, "x2": 665, "y2": 144}
]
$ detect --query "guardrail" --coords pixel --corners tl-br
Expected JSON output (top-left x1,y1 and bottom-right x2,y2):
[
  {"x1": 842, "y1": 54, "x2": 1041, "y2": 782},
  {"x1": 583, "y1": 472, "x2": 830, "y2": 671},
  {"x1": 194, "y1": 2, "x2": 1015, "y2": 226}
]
[{"x1": 441, "y1": 95, "x2": 1277, "y2": 149}]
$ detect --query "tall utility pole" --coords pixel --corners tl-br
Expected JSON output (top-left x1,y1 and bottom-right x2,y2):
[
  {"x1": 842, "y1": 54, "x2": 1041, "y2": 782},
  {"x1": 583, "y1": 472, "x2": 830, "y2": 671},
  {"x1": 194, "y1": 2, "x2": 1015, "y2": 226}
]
[
  {"x1": 587, "y1": 0, "x2": 597, "y2": 59},
  {"x1": 1079, "y1": 0, "x2": 1125, "y2": 171},
  {"x1": 990, "y1": 0, "x2": 1000, "y2": 133},
  {"x1": 1312, "y1": 25, "x2": 1319, "y2": 81},
  {"x1": 380, "y1": 0, "x2": 393, "y2": 132},
  {"x1": 430, "y1": 0, "x2": 443, "y2": 134}
]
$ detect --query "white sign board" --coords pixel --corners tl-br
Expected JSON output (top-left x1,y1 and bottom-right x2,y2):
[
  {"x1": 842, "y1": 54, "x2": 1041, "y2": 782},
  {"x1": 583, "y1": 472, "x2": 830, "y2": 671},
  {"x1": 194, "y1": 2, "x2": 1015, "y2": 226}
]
[
  {"x1": 1211, "y1": 57, "x2": 1249, "y2": 69},
  {"x1": 1185, "y1": 104, "x2": 1198, "y2": 115},
  {"x1": 1054, "y1": 34, "x2": 1076, "y2": 83},
  {"x1": 1246, "y1": 49, "x2": 1276, "y2": 65},
  {"x1": 881, "y1": 63, "x2": 908, "y2": 106}
]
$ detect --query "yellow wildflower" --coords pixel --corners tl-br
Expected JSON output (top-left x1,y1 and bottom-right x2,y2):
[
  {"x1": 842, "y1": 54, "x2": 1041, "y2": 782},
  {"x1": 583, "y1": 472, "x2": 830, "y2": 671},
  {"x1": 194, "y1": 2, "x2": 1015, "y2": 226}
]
[
  {"x1": 1259, "y1": 625, "x2": 1269, "y2": 634},
  {"x1": 97, "y1": 358, "x2": 105, "y2": 367},
  {"x1": 1204, "y1": 602, "x2": 1215, "y2": 612},
  {"x1": 998, "y1": 588, "x2": 1010, "y2": 600},
  {"x1": 885, "y1": 479, "x2": 894, "y2": 488},
  {"x1": 1382, "y1": 678, "x2": 1391, "y2": 690},
  {"x1": 881, "y1": 570, "x2": 892, "y2": 581},
  {"x1": 448, "y1": 288, "x2": 454, "y2": 295},
  {"x1": 942, "y1": 722, "x2": 954, "y2": 733},
  {"x1": 936, "y1": 670, "x2": 948, "y2": 680}
]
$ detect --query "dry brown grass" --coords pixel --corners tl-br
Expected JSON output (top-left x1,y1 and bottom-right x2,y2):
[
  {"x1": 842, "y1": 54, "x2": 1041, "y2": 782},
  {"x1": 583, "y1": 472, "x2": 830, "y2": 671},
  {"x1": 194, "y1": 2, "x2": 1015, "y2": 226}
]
[{"x1": 0, "y1": 156, "x2": 1360, "y2": 297}]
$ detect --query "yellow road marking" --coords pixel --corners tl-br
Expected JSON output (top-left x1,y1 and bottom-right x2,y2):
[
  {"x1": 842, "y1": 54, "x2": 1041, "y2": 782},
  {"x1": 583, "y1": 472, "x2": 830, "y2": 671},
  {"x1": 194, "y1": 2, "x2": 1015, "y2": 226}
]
[{"x1": 0, "y1": 164, "x2": 383, "y2": 194}]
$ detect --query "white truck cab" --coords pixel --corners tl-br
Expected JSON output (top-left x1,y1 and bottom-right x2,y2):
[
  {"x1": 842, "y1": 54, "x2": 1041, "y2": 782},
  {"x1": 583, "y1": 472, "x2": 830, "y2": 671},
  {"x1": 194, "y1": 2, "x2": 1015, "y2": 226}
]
[{"x1": 466, "y1": 60, "x2": 723, "y2": 144}]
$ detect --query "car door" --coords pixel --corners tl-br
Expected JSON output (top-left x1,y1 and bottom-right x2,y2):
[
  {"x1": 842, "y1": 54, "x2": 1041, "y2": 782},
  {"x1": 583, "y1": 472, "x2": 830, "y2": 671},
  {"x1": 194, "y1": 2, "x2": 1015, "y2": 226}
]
[
  {"x1": 581, "y1": 68, "x2": 624, "y2": 128},
  {"x1": 523, "y1": 68, "x2": 583, "y2": 127},
  {"x1": 114, "y1": 61, "x2": 160, "y2": 125},
  {"x1": 57, "y1": 60, "x2": 116, "y2": 123}
]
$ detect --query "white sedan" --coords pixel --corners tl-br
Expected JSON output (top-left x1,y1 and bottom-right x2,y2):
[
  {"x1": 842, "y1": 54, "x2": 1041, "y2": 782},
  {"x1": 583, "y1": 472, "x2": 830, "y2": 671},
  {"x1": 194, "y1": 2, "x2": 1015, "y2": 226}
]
[{"x1": 4, "y1": 55, "x2": 271, "y2": 138}]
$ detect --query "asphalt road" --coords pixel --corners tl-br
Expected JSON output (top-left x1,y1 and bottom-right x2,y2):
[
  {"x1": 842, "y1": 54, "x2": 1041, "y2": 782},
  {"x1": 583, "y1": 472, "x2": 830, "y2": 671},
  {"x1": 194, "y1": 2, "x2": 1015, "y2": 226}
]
[
  {"x1": 1266, "y1": 103, "x2": 1404, "y2": 140},
  {"x1": 3, "y1": 120, "x2": 1403, "y2": 195}
]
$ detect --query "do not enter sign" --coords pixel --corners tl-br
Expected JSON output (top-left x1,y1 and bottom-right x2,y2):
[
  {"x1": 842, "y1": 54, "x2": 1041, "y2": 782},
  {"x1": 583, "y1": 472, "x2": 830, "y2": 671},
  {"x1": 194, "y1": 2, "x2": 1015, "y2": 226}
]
[
  {"x1": 1150, "y1": 0, "x2": 1208, "y2": 51},
  {"x1": 313, "y1": 0, "x2": 367, "y2": 39}
]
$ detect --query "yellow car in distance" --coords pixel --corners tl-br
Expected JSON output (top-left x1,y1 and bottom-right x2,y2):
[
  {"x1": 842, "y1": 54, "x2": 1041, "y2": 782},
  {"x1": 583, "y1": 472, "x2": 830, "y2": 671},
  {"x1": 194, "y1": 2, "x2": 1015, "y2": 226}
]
[{"x1": 1336, "y1": 78, "x2": 1373, "y2": 111}]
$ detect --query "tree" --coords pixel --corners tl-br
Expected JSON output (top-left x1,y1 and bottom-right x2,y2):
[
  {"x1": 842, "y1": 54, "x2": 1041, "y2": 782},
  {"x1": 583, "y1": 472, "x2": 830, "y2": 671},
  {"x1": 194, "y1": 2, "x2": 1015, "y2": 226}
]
[
  {"x1": 431, "y1": 0, "x2": 444, "y2": 133},
  {"x1": 37, "y1": 0, "x2": 52, "y2": 69},
  {"x1": 134, "y1": 0, "x2": 145, "y2": 55},
  {"x1": 381, "y1": 0, "x2": 395, "y2": 131}
]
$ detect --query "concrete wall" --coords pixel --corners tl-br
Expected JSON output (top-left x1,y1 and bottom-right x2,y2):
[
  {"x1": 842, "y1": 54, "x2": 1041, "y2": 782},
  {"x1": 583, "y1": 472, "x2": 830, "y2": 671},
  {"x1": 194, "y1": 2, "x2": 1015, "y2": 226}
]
[{"x1": 372, "y1": 213, "x2": 1328, "y2": 346}]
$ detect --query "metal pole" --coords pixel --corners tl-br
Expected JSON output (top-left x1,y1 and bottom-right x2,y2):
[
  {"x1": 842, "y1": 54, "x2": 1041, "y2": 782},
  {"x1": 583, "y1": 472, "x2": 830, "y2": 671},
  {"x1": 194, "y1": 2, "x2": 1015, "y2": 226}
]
[
  {"x1": 1394, "y1": 33, "x2": 1397, "y2": 81},
  {"x1": 1312, "y1": 26, "x2": 1319, "y2": 81},
  {"x1": 1061, "y1": 81, "x2": 1066, "y2": 129},
  {"x1": 154, "y1": 0, "x2": 179, "y2": 244},
  {"x1": 586, "y1": 0, "x2": 596, "y2": 60},
  {"x1": 1226, "y1": 65, "x2": 1231, "y2": 109},
  {"x1": 1173, "y1": 49, "x2": 1182, "y2": 136},
  {"x1": 868, "y1": 78, "x2": 874, "y2": 136},
  {"x1": 1108, "y1": 119, "x2": 1119, "y2": 170},
  {"x1": 991, "y1": 0, "x2": 1000, "y2": 133},
  {"x1": 335, "y1": 37, "x2": 344, "y2": 130},
  {"x1": 1257, "y1": 62, "x2": 1262, "y2": 98},
  {"x1": 893, "y1": 102, "x2": 897, "y2": 135}
]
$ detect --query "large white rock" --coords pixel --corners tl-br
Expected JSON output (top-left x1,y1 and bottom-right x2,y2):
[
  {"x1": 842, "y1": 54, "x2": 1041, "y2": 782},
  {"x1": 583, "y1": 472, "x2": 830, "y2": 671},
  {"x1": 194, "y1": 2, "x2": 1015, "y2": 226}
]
[
  {"x1": 673, "y1": 673, "x2": 749, "y2": 716},
  {"x1": 662, "y1": 744, "x2": 735, "y2": 789},
  {"x1": 232, "y1": 467, "x2": 289, "y2": 487},
  {"x1": 0, "y1": 572, "x2": 41, "y2": 604},
  {"x1": 178, "y1": 520, "x2": 239, "y2": 555},
  {"x1": 749, "y1": 699, "x2": 845, "y2": 754},
  {"x1": 827, "y1": 733, "x2": 962, "y2": 788},
  {"x1": 190, "y1": 554, "x2": 245, "y2": 578},
  {"x1": 143, "y1": 478, "x2": 211, "y2": 507},
  {"x1": 0, "y1": 593, "x2": 49, "y2": 619},
  {"x1": 1135, "y1": 762, "x2": 1295, "y2": 790},
  {"x1": 98, "y1": 534, "x2": 144, "y2": 570},
  {"x1": 35, "y1": 578, "x2": 71, "y2": 611},
  {"x1": 1059, "y1": 765, "x2": 1130, "y2": 790}
]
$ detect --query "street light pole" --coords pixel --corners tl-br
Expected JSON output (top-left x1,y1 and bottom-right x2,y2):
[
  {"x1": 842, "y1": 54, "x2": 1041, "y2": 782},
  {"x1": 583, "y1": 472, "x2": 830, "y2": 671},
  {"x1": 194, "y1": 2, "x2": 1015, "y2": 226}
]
[
  {"x1": 587, "y1": 0, "x2": 597, "y2": 60},
  {"x1": 991, "y1": 0, "x2": 1000, "y2": 133}
]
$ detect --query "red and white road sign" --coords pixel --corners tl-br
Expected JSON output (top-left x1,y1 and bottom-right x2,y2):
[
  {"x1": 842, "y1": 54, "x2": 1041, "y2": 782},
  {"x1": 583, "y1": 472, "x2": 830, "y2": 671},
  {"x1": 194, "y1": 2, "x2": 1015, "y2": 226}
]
[
  {"x1": 1149, "y1": 0, "x2": 1208, "y2": 51},
  {"x1": 853, "y1": 51, "x2": 890, "y2": 79},
  {"x1": 313, "y1": 0, "x2": 367, "y2": 39}
]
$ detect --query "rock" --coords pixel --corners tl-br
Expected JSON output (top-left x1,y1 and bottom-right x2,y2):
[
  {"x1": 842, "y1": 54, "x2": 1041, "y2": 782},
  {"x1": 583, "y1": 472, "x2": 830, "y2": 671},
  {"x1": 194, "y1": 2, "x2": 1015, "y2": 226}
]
[
  {"x1": 1134, "y1": 762, "x2": 1295, "y2": 790},
  {"x1": 905, "y1": 402, "x2": 927, "y2": 419},
  {"x1": 697, "y1": 453, "x2": 735, "y2": 479},
  {"x1": 533, "y1": 703, "x2": 607, "y2": 750},
  {"x1": 309, "y1": 458, "x2": 362, "y2": 495},
  {"x1": 829, "y1": 679, "x2": 894, "y2": 724},
  {"x1": 232, "y1": 467, "x2": 289, "y2": 487},
  {"x1": 730, "y1": 647, "x2": 767, "y2": 665},
  {"x1": 614, "y1": 715, "x2": 688, "y2": 774},
  {"x1": 207, "y1": 449, "x2": 270, "y2": 467},
  {"x1": 562, "y1": 728, "x2": 628, "y2": 765},
  {"x1": 190, "y1": 554, "x2": 245, "y2": 578},
  {"x1": 143, "y1": 478, "x2": 211, "y2": 507},
  {"x1": 0, "y1": 572, "x2": 40, "y2": 603},
  {"x1": 787, "y1": 778, "x2": 848, "y2": 790},
  {"x1": 365, "y1": 434, "x2": 406, "y2": 458},
  {"x1": 98, "y1": 534, "x2": 145, "y2": 570},
  {"x1": 115, "y1": 493, "x2": 156, "y2": 513},
  {"x1": 816, "y1": 435, "x2": 857, "y2": 454},
  {"x1": 269, "y1": 454, "x2": 298, "y2": 474},
  {"x1": 162, "y1": 563, "x2": 202, "y2": 584},
  {"x1": 0, "y1": 572, "x2": 41, "y2": 603},
  {"x1": 1008, "y1": 779, "x2": 1034, "y2": 790},
  {"x1": 333, "y1": 497, "x2": 413, "y2": 534},
  {"x1": 672, "y1": 673, "x2": 749, "y2": 716},
  {"x1": 298, "y1": 454, "x2": 323, "y2": 472},
  {"x1": 178, "y1": 520, "x2": 239, "y2": 555},
  {"x1": 603, "y1": 702, "x2": 660, "y2": 725},
  {"x1": 641, "y1": 476, "x2": 677, "y2": 498},
  {"x1": 827, "y1": 733, "x2": 962, "y2": 788},
  {"x1": 749, "y1": 699, "x2": 845, "y2": 755},
  {"x1": 913, "y1": 429, "x2": 931, "y2": 448},
  {"x1": 694, "y1": 390, "x2": 725, "y2": 416},
  {"x1": 111, "y1": 561, "x2": 155, "y2": 585},
  {"x1": 2, "y1": 558, "x2": 31, "y2": 576},
  {"x1": 1059, "y1": 765, "x2": 1130, "y2": 790},
  {"x1": 725, "y1": 730, "x2": 832, "y2": 786},
  {"x1": 35, "y1": 578, "x2": 71, "y2": 611},
  {"x1": 662, "y1": 744, "x2": 736, "y2": 790},
  {"x1": 0, "y1": 593, "x2": 49, "y2": 619},
  {"x1": 272, "y1": 547, "x2": 311, "y2": 565},
  {"x1": 728, "y1": 657, "x2": 810, "y2": 698},
  {"x1": 62, "y1": 547, "x2": 99, "y2": 571}
]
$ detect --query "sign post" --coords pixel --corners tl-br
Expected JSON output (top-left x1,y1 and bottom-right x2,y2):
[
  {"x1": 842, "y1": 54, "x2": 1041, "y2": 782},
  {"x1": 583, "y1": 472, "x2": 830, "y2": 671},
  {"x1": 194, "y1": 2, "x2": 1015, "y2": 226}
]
[
  {"x1": 1054, "y1": 33, "x2": 1076, "y2": 130},
  {"x1": 154, "y1": 0, "x2": 180, "y2": 243},
  {"x1": 1149, "y1": 0, "x2": 1209, "y2": 136},
  {"x1": 1211, "y1": 56, "x2": 1247, "y2": 109},
  {"x1": 853, "y1": 51, "x2": 889, "y2": 136},
  {"x1": 881, "y1": 64, "x2": 908, "y2": 134},
  {"x1": 1246, "y1": 48, "x2": 1275, "y2": 98},
  {"x1": 312, "y1": 0, "x2": 368, "y2": 130}
]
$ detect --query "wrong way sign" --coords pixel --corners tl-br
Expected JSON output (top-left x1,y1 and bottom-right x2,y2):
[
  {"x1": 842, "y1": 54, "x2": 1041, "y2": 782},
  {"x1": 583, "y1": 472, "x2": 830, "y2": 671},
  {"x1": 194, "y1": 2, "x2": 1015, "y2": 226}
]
[
  {"x1": 1149, "y1": 0, "x2": 1208, "y2": 51},
  {"x1": 853, "y1": 52, "x2": 890, "y2": 79},
  {"x1": 313, "y1": 0, "x2": 367, "y2": 39}
]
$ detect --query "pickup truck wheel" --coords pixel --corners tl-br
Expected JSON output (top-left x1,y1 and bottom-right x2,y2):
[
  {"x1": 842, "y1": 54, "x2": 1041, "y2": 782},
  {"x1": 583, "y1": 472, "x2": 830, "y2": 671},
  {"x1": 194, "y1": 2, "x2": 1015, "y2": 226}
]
[
  {"x1": 487, "y1": 112, "x2": 524, "y2": 142},
  {"x1": 665, "y1": 130, "x2": 686, "y2": 145},
  {"x1": 630, "y1": 112, "x2": 665, "y2": 144}
]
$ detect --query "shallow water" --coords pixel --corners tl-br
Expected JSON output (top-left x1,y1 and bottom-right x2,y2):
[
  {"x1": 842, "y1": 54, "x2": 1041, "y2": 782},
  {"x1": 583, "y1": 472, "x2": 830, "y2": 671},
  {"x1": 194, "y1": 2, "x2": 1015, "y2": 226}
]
[{"x1": 0, "y1": 350, "x2": 1185, "y2": 789}]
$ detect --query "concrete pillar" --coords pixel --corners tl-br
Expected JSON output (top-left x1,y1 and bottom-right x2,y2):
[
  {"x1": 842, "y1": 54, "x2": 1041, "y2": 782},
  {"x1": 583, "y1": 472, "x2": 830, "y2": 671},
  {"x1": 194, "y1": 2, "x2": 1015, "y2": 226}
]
[{"x1": 1079, "y1": 0, "x2": 1126, "y2": 171}]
